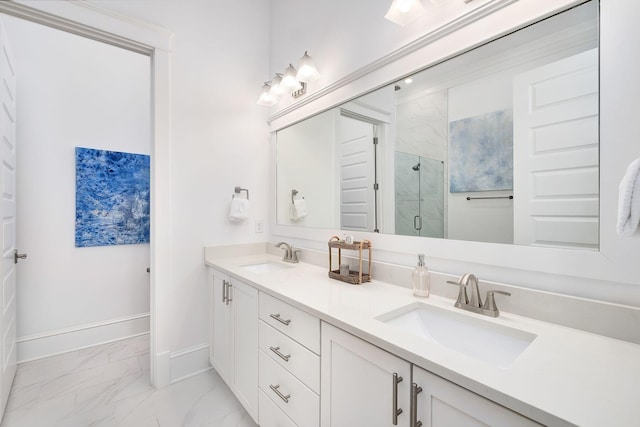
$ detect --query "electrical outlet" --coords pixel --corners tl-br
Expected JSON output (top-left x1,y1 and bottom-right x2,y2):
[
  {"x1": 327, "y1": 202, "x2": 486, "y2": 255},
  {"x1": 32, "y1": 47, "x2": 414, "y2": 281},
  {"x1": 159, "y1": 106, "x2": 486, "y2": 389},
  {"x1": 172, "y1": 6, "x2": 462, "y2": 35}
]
[{"x1": 254, "y1": 219, "x2": 264, "y2": 233}]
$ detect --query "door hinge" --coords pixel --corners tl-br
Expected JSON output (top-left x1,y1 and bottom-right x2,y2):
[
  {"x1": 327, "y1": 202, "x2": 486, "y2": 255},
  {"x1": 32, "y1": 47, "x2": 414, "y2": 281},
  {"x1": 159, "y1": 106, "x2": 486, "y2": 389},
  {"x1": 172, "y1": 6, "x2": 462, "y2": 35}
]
[
  {"x1": 373, "y1": 137, "x2": 379, "y2": 145},
  {"x1": 373, "y1": 183, "x2": 379, "y2": 191}
]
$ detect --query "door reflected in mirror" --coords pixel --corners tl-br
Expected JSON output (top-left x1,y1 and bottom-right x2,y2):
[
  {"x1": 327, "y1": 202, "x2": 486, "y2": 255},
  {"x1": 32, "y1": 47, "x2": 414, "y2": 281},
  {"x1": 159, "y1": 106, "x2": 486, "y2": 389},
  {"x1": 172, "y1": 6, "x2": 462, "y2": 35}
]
[{"x1": 276, "y1": 1, "x2": 599, "y2": 250}]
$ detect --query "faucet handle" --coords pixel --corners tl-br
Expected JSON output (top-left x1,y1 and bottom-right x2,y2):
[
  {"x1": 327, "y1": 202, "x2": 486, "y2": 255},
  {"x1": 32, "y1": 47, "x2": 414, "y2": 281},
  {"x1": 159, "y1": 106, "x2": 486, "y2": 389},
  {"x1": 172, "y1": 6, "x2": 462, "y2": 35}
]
[
  {"x1": 446, "y1": 280, "x2": 469, "y2": 307},
  {"x1": 482, "y1": 290, "x2": 511, "y2": 315}
]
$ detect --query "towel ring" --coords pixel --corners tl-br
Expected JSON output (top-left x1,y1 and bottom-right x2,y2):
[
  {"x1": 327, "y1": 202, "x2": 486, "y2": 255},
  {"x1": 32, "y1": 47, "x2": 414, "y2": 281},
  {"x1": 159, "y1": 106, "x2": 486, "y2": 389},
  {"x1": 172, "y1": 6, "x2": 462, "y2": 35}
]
[{"x1": 233, "y1": 186, "x2": 249, "y2": 200}]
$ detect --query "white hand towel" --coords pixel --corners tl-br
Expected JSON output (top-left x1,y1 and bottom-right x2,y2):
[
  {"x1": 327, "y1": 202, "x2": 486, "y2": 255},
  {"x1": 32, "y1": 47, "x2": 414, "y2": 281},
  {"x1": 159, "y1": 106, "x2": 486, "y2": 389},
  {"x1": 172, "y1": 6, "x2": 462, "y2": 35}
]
[
  {"x1": 617, "y1": 157, "x2": 640, "y2": 236},
  {"x1": 229, "y1": 197, "x2": 249, "y2": 222},
  {"x1": 290, "y1": 198, "x2": 307, "y2": 221}
]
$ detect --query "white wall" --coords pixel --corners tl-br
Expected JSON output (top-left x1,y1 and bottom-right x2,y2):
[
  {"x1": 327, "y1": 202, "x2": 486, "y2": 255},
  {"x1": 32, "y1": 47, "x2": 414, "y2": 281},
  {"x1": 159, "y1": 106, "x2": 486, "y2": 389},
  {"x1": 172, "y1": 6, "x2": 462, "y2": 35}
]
[
  {"x1": 89, "y1": 0, "x2": 271, "y2": 380},
  {"x1": 276, "y1": 110, "x2": 337, "y2": 229},
  {"x1": 269, "y1": 0, "x2": 640, "y2": 307},
  {"x1": 6, "y1": 16, "x2": 151, "y2": 361}
]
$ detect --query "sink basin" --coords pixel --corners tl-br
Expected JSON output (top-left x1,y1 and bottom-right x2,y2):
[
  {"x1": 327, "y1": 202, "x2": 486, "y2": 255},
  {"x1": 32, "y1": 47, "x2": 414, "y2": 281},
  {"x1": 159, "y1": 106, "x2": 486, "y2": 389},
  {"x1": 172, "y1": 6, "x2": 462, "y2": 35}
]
[
  {"x1": 377, "y1": 303, "x2": 536, "y2": 368},
  {"x1": 240, "y1": 261, "x2": 294, "y2": 274}
]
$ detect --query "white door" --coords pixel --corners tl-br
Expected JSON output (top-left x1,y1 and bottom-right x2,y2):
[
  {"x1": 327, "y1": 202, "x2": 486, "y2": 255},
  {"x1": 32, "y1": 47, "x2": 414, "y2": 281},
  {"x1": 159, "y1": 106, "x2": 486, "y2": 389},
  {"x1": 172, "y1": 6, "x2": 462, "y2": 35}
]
[
  {"x1": 513, "y1": 49, "x2": 599, "y2": 249},
  {"x1": 413, "y1": 366, "x2": 541, "y2": 426},
  {"x1": 0, "y1": 22, "x2": 17, "y2": 421},
  {"x1": 321, "y1": 322, "x2": 411, "y2": 427},
  {"x1": 338, "y1": 115, "x2": 377, "y2": 232}
]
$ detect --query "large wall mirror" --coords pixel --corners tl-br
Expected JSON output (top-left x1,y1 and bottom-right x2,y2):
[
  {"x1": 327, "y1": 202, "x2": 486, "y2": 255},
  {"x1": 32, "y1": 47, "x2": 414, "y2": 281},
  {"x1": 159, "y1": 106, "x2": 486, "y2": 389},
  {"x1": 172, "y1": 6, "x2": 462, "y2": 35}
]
[{"x1": 276, "y1": 1, "x2": 598, "y2": 250}]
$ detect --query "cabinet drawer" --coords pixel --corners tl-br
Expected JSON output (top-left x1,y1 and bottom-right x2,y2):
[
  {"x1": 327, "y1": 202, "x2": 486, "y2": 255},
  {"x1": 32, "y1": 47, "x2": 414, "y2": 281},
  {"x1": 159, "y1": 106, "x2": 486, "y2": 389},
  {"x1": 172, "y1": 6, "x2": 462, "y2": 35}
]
[
  {"x1": 259, "y1": 389, "x2": 297, "y2": 427},
  {"x1": 259, "y1": 320, "x2": 320, "y2": 393},
  {"x1": 259, "y1": 350, "x2": 319, "y2": 427},
  {"x1": 259, "y1": 292, "x2": 320, "y2": 354}
]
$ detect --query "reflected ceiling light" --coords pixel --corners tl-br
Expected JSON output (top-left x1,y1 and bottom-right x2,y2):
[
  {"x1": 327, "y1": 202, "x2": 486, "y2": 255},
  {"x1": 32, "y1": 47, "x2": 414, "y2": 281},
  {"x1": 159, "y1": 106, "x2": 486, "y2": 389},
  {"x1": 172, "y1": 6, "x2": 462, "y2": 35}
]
[
  {"x1": 256, "y1": 82, "x2": 277, "y2": 106},
  {"x1": 296, "y1": 51, "x2": 320, "y2": 82},
  {"x1": 281, "y1": 64, "x2": 303, "y2": 91},
  {"x1": 385, "y1": 0, "x2": 425, "y2": 26},
  {"x1": 404, "y1": 78, "x2": 413, "y2": 84}
]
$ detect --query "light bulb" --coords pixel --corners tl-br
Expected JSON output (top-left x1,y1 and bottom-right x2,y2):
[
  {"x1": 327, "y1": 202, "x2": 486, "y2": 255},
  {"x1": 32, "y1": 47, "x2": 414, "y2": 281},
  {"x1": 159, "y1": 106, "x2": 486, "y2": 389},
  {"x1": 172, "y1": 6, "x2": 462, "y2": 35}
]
[
  {"x1": 270, "y1": 73, "x2": 285, "y2": 96},
  {"x1": 257, "y1": 82, "x2": 277, "y2": 106},
  {"x1": 296, "y1": 51, "x2": 320, "y2": 82},
  {"x1": 398, "y1": 0, "x2": 413, "y2": 13},
  {"x1": 281, "y1": 64, "x2": 302, "y2": 91}
]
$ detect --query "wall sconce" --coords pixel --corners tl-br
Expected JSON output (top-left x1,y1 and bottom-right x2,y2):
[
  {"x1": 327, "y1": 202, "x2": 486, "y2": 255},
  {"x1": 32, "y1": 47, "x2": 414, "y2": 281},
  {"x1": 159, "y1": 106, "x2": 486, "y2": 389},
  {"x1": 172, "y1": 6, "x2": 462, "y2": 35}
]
[
  {"x1": 257, "y1": 51, "x2": 320, "y2": 106},
  {"x1": 384, "y1": 0, "x2": 425, "y2": 26}
]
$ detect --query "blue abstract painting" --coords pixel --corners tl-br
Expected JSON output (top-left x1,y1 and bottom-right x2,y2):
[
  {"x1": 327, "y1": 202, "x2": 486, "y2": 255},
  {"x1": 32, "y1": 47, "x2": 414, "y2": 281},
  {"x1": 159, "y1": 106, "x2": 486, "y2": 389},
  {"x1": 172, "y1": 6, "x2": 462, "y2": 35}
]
[
  {"x1": 449, "y1": 110, "x2": 513, "y2": 193},
  {"x1": 75, "y1": 147, "x2": 150, "y2": 247}
]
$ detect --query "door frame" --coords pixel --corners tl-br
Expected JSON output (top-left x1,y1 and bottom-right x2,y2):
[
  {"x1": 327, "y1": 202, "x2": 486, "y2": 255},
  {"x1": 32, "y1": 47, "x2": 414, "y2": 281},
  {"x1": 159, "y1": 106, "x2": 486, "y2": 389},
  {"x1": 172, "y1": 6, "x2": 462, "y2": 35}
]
[{"x1": 0, "y1": 0, "x2": 172, "y2": 388}]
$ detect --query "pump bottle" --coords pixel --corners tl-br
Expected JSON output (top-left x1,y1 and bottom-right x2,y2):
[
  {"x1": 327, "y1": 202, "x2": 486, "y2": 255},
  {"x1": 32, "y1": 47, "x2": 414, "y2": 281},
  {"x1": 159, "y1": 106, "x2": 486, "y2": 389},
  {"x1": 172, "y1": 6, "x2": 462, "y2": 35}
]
[{"x1": 412, "y1": 254, "x2": 431, "y2": 298}]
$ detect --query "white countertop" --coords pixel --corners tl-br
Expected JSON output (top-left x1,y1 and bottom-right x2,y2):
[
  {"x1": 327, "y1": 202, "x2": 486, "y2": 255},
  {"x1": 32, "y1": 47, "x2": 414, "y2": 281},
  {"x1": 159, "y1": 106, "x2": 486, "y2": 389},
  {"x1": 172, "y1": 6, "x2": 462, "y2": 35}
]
[{"x1": 205, "y1": 253, "x2": 640, "y2": 427}]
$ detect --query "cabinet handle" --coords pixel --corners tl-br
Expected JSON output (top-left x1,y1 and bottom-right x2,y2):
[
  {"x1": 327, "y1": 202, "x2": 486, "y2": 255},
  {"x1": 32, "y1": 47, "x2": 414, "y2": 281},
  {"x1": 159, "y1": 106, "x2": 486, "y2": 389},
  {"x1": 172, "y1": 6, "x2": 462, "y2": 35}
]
[
  {"x1": 269, "y1": 313, "x2": 291, "y2": 326},
  {"x1": 269, "y1": 346, "x2": 291, "y2": 362},
  {"x1": 269, "y1": 384, "x2": 291, "y2": 403},
  {"x1": 226, "y1": 283, "x2": 232, "y2": 304},
  {"x1": 392, "y1": 373, "x2": 403, "y2": 425},
  {"x1": 222, "y1": 280, "x2": 227, "y2": 304},
  {"x1": 411, "y1": 382, "x2": 423, "y2": 427}
]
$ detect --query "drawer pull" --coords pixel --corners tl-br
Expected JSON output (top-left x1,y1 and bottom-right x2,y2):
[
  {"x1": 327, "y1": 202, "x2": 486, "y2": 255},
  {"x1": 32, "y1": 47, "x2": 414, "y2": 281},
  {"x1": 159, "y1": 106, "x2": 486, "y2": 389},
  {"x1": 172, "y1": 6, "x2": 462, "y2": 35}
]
[
  {"x1": 269, "y1": 313, "x2": 292, "y2": 326},
  {"x1": 269, "y1": 346, "x2": 291, "y2": 362},
  {"x1": 269, "y1": 384, "x2": 291, "y2": 403},
  {"x1": 222, "y1": 280, "x2": 227, "y2": 304},
  {"x1": 393, "y1": 373, "x2": 403, "y2": 425},
  {"x1": 411, "y1": 382, "x2": 423, "y2": 427}
]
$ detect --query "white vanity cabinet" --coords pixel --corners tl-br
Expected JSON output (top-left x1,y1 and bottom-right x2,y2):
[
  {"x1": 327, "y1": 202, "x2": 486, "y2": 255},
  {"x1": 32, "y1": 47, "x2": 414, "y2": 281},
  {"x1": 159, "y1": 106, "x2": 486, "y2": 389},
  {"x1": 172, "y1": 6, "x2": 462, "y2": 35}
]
[
  {"x1": 321, "y1": 322, "x2": 412, "y2": 427},
  {"x1": 412, "y1": 367, "x2": 541, "y2": 427},
  {"x1": 209, "y1": 268, "x2": 258, "y2": 422},
  {"x1": 258, "y1": 292, "x2": 321, "y2": 427},
  {"x1": 321, "y1": 322, "x2": 540, "y2": 427}
]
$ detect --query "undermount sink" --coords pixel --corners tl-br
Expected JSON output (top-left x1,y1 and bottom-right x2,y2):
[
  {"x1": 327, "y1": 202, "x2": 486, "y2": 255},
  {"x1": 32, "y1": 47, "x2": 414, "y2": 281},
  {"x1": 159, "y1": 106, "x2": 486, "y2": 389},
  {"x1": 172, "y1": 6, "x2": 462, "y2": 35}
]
[
  {"x1": 377, "y1": 303, "x2": 536, "y2": 368},
  {"x1": 240, "y1": 261, "x2": 295, "y2": 274}
]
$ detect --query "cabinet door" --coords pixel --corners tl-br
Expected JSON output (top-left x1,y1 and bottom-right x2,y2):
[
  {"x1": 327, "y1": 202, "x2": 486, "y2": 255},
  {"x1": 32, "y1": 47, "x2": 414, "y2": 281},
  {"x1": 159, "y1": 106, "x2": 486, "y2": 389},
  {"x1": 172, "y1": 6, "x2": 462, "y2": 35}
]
[
  {"x1": 413, "y1": 366, "x2": 542, "y2": 427},
  {"x1": 211, "y1": 271, "x2": 232, "y2": 381},
  {"x1": 321, "y1": 322, "x2": 411, "y2": 427},
  {"x1": 231, "y1": 279, "x2": 259, "y2": 420}
]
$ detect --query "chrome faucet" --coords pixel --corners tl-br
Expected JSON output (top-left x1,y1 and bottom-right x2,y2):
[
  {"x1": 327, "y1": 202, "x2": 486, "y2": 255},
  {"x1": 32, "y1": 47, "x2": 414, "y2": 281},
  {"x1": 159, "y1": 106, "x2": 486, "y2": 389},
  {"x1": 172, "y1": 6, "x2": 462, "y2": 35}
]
[
  {"x1": 447, "y1": 273, "x2": 511, "y2": 317},
  {"x1": 275, "y1": 242, "x2": 300, "y2": 263}
]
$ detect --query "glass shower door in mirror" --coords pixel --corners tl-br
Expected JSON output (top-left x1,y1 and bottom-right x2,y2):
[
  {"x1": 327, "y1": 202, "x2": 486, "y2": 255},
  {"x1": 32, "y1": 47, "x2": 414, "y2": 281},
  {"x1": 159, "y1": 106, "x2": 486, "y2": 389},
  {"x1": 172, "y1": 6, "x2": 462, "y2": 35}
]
[{"x1": 395, "y1": 152, "x2": 444, "y2": 238}]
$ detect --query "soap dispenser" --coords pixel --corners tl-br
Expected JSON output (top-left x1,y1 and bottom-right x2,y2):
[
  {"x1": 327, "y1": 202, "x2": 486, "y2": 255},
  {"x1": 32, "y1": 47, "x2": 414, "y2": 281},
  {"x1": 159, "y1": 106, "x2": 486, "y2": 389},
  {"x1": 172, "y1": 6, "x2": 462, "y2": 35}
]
[{"x1": 412, "y1": 254, "x2": 431, "y2": 298}]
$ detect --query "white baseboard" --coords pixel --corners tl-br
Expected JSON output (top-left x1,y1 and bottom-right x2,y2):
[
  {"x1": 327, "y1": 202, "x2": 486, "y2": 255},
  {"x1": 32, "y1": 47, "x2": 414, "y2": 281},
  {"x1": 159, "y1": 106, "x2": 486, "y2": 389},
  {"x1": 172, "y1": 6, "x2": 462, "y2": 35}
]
[
  {"x1": 17, "y1": 313, "x2": 150, "y2": 363},
  {"x1": 170, "y1": 343, "x2": 211, "y2": 384}
]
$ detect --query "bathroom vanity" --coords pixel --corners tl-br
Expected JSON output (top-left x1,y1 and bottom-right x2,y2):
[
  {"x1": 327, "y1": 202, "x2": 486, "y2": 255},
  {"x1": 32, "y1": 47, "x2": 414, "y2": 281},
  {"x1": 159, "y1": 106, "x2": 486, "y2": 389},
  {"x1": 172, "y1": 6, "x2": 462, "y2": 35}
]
[{"x1": 205, "y1": 251, "x2": 640, "y2": 427}]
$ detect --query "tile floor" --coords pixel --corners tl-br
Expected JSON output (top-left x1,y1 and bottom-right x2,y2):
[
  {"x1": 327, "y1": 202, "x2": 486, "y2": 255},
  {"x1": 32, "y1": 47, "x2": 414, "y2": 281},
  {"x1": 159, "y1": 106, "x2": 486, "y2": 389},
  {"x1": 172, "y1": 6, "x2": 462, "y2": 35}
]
[{"x1": 1, "y1": 335, "x2": 257, "y2": 426}]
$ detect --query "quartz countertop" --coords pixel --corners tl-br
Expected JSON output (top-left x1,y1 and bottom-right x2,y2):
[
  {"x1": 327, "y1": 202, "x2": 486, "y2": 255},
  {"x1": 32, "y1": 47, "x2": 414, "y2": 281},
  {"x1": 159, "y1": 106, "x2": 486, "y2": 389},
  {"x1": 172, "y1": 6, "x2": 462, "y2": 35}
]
[{"x1": 205, "y1": 253, "x2": 640, "y2": 427}]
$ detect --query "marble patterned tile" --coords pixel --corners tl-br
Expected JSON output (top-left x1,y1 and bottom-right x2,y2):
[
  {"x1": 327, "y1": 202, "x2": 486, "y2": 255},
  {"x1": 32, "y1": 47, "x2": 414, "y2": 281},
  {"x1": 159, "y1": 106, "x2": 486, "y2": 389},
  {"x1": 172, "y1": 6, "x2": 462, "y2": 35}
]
[
  {"x1": 38, "y1": 357, "x2": 142, "y2": 402},
  {"x1": 1, "y1": 391, "x2": 77, "y2": 426},
  {"x1": 1, "y1": 336, "x2": 254, "y2": 427},
  {"x1": 106, "y1": 335, "x2": 150, "y2": 362}
]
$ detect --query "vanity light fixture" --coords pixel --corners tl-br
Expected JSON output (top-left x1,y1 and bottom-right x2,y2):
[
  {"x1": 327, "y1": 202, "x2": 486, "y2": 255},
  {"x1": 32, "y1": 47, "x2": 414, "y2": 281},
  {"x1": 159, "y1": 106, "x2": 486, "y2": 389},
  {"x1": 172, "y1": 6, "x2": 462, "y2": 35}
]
[
  {"x1": 257, "y1": 52, "x2": 321, "y2": 106},
  {"x1": 385, "y1": 0, "x2": 425, "y2": 26}
]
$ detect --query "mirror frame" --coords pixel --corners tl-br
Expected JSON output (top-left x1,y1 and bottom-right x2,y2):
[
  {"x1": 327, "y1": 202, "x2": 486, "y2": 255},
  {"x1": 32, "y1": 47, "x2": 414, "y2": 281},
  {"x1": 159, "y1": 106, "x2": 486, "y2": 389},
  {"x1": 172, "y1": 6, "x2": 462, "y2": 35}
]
[{"x1": 268, "y1": 0, "x2": 639, "y2": 301}]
